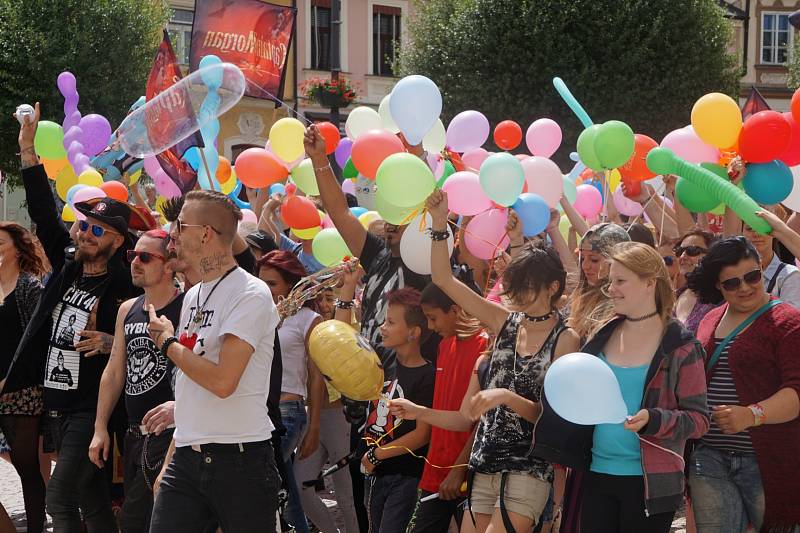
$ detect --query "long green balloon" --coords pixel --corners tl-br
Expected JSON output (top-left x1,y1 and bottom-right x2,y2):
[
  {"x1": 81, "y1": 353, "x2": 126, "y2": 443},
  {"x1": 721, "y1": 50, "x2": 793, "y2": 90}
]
[
  {"x1": 646, "y1": 148, "x2": 771, "y2": 235},
  {"x1": 553, "y1": 78, "x2": 593, "y2": 127}
]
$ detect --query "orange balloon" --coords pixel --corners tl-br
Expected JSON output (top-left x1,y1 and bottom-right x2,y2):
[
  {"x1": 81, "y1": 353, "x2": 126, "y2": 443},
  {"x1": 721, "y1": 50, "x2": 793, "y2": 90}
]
[
  {"x1": 234, "y1": 148, "x2": 288, "y2": 188},
  {"x1": 317, "y1": 121, "x2": 341, "y2": 155},
  {"x1": 351, "y1": 129, "x2": 405, "y2": 179},
  {"x1": 42, "y1": 158, "x2": 69, "y2": 180},
  {"x1": 281, "y1": 194, "x2": 320, "y2": 229},
  {"x1": 493, "y1": 120, "x2": 522, "y2": 151},
  {"x1": 619, "y1": 134, "x2": 658, "y2": 182},
  {"x1": 217, "y1": 156, "x2": 232, "y2": 183},
  {"x1": 100, "y1": 181, "x2": 129, "y2": 202}
]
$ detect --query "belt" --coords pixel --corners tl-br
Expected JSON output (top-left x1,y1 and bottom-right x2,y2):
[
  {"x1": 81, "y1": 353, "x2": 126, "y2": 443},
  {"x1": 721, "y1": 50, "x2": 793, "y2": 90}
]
[
  {"x1": 45, "y1": 410, "x2": 62, "y2": 418},
  {"x1": 185, "y1": 440, "x2": 270, "y2": 454},
  {"x1": 127, "y1": 423, "x2": 175, "y2": 437}
]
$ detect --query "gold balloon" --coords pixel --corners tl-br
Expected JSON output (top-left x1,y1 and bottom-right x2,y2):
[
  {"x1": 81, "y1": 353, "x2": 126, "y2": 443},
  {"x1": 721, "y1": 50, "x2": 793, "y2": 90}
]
[
  {"x1": 55, "y1": 164, "x2": 78, "y2": 200},
  {"x1": 61, "y1": 204, "x2": 76, "y2": 222},
  {"x1": 308, "y1": 320, "x2": 383, "y2": 401}
]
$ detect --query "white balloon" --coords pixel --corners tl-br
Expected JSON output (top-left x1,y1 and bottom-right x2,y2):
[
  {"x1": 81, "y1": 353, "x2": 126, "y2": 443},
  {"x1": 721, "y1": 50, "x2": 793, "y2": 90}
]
[
  {"x1": 345, "y1": 106, "x2": 381, "y2": 140},
  {"x1": 423, "y1": 119, "x2": 446, "y2": 154},
  {"x1": 354, "y1": 174, "x2": 377, "y2": 210},
  {"x1": 378, "y1": 94, "x2": 400, "y2": 134},
  {"x1": 400, "y1": 213, "x2": 454, "y2": 275},
  {"x1": 784, "y1": 165, "x2": 800, "y2": 211}
]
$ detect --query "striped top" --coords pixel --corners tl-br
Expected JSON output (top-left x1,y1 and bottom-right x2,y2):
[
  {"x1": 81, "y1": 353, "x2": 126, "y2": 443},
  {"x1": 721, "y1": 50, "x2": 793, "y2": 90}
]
[{"x1": 702, "y1": 338, "x2": 754, "y2": 454}]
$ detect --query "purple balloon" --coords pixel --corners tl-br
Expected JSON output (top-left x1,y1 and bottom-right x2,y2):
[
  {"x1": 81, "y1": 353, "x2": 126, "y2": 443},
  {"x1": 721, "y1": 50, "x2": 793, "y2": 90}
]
[
  {"x1": 335, "y1": 137, "x2": 354, "y2": 168},
  {"x1": 143, "y1": 156, "x2": 163, "y2": 177},
  {"x1": 73, "y1": 154, "x2": 92, "y2": 175},
  {"x1": 79, "y1": 114, "x2": 112, "y2": 157},
  {"x1": 57, "y1": 72, "x2": 77, "y2": 96},
  {"x1": 63, "y1": 109, "x2": 81, "y2": 132},
  {"x1": 446, "y1": 111, "x2": 490, "y2": 153},
  {"x1": 342, "y1": 178, "x2": 356, "y2": 195},
  {"x1": 63, "y1": 125, "x2": 84, "y2": 150}
]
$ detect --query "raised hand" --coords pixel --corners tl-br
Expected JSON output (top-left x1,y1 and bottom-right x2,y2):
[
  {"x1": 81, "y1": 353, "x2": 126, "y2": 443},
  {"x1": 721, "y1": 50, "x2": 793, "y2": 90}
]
[
  {"x1": 304, "y1": 125, "x2": 328, "y2": 162},
  {"x1": 425, "y1": 189, "x2": 449, "y2": 223}
]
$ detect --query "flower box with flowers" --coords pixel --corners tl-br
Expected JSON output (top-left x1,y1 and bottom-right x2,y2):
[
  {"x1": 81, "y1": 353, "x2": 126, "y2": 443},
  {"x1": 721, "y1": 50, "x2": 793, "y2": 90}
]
[{"x1": 302, "y1": 76, "x2": 358, "y2": 108}]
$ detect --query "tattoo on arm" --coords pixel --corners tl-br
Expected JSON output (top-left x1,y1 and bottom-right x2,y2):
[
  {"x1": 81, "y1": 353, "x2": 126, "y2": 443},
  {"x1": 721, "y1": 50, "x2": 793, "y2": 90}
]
[
  {"x1": 101, "y1": 334, "x2": 114, "y2": 354},
  {"x1": 20, "y1": 147, "x2": 38, "y2": 169}
]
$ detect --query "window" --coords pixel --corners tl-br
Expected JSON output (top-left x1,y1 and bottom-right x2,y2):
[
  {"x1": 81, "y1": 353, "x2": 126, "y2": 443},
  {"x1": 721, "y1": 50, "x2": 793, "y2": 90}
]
[
  {"x1": 373, "y1": 5, "x2": 401, "y2": 76},
  {"x1": 761, "y1": 12, "x2": 791, "y2": 65},
  {"x1": 168, "y1": 8, "x2": 194, "y2": 65},
  {"x1": 232, "y1": 144, "x2": 260, "y2": 163},
  {"x1": 310, "y1": 0, "x2": 332, "y2": 70}
]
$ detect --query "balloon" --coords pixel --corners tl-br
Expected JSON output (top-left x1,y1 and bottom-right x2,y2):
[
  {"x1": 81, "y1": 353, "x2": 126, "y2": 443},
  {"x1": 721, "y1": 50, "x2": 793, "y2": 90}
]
[
  {"x1": 783, "y1": 165, "x2": 800, "y2": 211},
  {"x1": 281, "y1": 194, "x2": 319, "y2": 229},
  {"x1": 594, "y1": 120, "x2": 635, "y2": 170},
  {"x1": 739, "y1": 111, "x2": 792, "y2": 164},
  {"x1": 269, "y1": 118, "x2": 306, "y2": 163},
  {"x1": 307, "y1": 320, "x2": 384, "y2": 401},
  {"x1": 573, "y1": 184, "x2": 603, "y2": 218},
  {"x1": 375, "y1": 153, "x2": 435, "y2": 207},
  {"x1": 552, "y1": 77, "x2": 593, "y2": 127},
  {"x1": 354, "y1": 175, "x2": 377, "y2": 210},
  {"x1": 358, "y1": 210, "x2": 382, "y2": 228},
  {"x1": 71, "y1": 186, "x2": 106, "y2": 213},
  {"x1": 100, "y1": 181, "x2": 129, "y2": 202},
  {"x1": 526, "y1": 118, "x2": 562, "y2": 158},
  {"x1": 479, "y1": 153, "x2": 525, "y2": 207},
  {"x1": 462, "y1": 148, "x2": 489, "y2": 171},
  {"x1": 464, "y1": 209, "x2": 510, "y2": 260},
  {"x1": 55, "y1": 164, "x2": 78, "y2": 200},
  {"x1": 315, "y1": 121, "x2": 341, "y2": 155},
  {"x1": 34, "y1": 121, "x2": 67, "y2": 159},
  {"x1": 511, "y1": 193, "x2": 550, "y2": 236},
  {"x1": 743, "y1": 160, "x2": 793, "y2": 205},
  {"x1": 521, "y1": 157, "x2": 563, "y2": 208},
  {"x1": 292, "y1": 226, "x2": 321, "y2": 240},
  {"x1": 77, "y1": 169, "x2": 103, "y2": 187},
  {"x1": 619, "y1": 134, "x2": 658, "y2": 182},
  {"x1": 42, "y1": 158, "x2": 69, "y2": 180},
  {"x1": 660, "y1": 127, "x2": 719, "y2": 165},
  {"x1": 577, "y1": 125, "x2": 602, "y2": 171},
  {"x1": 691, "y1": 93, "x2": 743, "y2": 149},
  {"x1": 153, "y1": 170, "x2": 182, "y2": 199},
  {"x1": 351, "y1": 129, "x2": 405, "y2": 179},
  {"x1": 78, "y1": 114, "x2": 112, "y2": 156},
  {"x1": 345, "y1": 106, "x2": 381, "y2": 140},
  {"x1": 779, "y1": 112, "x2": 800, "y2": 167},
  {"x1": 436, "y1": 160, "x2": 456, "y2": 188},
  {"x1": 676, "y1": 163, "x2": 726, "y2": 213},
  {"x1": 117, "y1": 62, "x2": 246, "y2": 157},
  {"x1": 375, "y1": 190, "x2": 417, "y2": 225},
  {"x1": 400, "y1": 213, "x2": 454, "y2": 275},
  {"x1": 62, "y1": 204, "x2": 77, "y2": 222},
  {"x1": 423, "y1": 119, "x2": 446, "y2": 154},
  {"x1": 389, "y1": 75, "x2": 442, "y2": 145},
  {"x1": 612, "y1": 187, "x2": 644, "y2": 217},
  {"x1": 378, "y1": 94, "x2": 400, "y2": 133},
  {"x1": 558, "y1": 214, "x2": 572, "y2": 242},
  {"x1": 493, "y1": 120, "x2": 522, "y2": 151},
  {"x1": 341, "y1": 179, "x2": 355, "y2": 196},
  {"x1": 562, "y1": 176, "x2": 577, "y2": 205},
  {"x1": 335, "y1": 137, "x2": 354, "y2": 168},
  {"x1": 544, "y1": 353, "x2": 628, "y2": 425},
  {"x1": 234, "y1": 148, "x2": 288, "y2": 188},
  {"x1": 312, "y1": 228, "x2": 353, "y2": 266},
  {"x1": 221, "y1": 176, "x2": 238, "y2": 195},
  {"x1": 66, "y1": 184, "x2": 87, "y2": 204},
  {"x1": 240, "y1": 209, "x2": 258, "y2": 225},
  {"x1": 216, "y1": 156, "x2": 232, "y2": 183},
  {"x1": 342, "y1": 157, "x2": 358, "y2": 180},
  {"x1": 446, "y1": 111, "x2": 490, "y2": 153},
  {"x1": 647, "y1": 147, "x2": 771, "y2": 234},
  {"x1": 291, "y1": 159, "x2": 320, "y2": 195},
  {"x1": 184, "y1": 146, "x2": 201, "y2": 170},
  {"x1": 441, "y1": 171, "x2": 493, "y2": 216}
]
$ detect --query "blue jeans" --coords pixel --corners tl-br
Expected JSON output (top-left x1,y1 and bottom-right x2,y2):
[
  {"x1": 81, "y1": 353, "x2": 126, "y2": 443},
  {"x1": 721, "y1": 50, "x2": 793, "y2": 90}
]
[
  {"x1": 280, "y1": 400, "x2": 309, "y2": 533},
  {"x1": 366, "y1": 473, "x2": 420, "y2": 533},
  {"x1": 688, "y1": 443, "x2": 764, "y2": 533}
]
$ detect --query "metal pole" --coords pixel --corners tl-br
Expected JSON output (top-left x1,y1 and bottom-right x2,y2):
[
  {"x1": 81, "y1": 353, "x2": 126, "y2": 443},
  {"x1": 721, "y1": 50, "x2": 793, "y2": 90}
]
[{"x1": 330, "y1": 0, "x2": 342, "y2": 129}]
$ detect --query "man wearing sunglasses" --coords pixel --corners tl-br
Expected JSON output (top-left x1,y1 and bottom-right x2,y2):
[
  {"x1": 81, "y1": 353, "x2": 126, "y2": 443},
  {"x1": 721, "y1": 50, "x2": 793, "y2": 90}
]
[
  {"x1": 743, "y1": 223, "x2": 800, "y2": 308},
  {"x1": 89, "y1": 230, "x2": 183, "y2": 532},
  {"x1": 8, "y1": 103, "x2": 150, "y2": 532}
]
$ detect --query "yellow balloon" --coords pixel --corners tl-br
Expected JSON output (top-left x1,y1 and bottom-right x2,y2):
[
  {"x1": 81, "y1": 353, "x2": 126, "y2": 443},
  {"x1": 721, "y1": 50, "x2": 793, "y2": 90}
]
[
  {"x1": 358, "y1": 210, "x2": 382, "y2": 229},
  {"x1": 608, "y1": 169, "x2": 621, "y2": 192},
  {"x1": 422, "y1": 119, "x2": 446, "y2": 154},
  {"x1": 129, "y1": 169, "x2": 142, "y2": 185},
  {"x1": 691, "y1": 93, "x2": 742, "y2": 149},
  {"x1": 292, "y1": 226, "x2": 321, "y2": 240},
  {"x1": 221, "y1": 177, "x2": 237, "y2": 195},
  {"x1": 77, "y1": 169, "x2": 103, "y2": 187},
  {"x1": 55, "y1": 165, "x2": 78, "y2": 201},
  {"x1": 61, "y1": 204, "x2": 76, "y2": 222},
  {"x1": 307, "y1": 320, "x2": 384, "y2": 401},
  {"x1": 269, "y1": 117, "x2": 306, "y2": 163},
  {"x1": 155, "y1": 196, "x2": 168, "y2": 217}
]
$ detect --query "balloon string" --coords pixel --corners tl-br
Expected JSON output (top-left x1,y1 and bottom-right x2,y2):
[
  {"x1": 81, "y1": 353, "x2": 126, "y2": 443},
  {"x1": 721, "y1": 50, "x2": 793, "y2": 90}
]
[
  {"x1": 362, "y1": 419, "x2": 469, "y2": 470},
  {"x1": 242, "y1": 80, "x2": 313, "y2": 125}
]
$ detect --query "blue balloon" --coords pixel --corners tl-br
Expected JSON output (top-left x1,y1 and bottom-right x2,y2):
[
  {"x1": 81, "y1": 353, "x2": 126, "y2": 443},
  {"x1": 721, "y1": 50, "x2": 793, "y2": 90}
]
[
  {"x1": 544, "y1": 352, "x2": 628, "y2": 425},
  {"x1": 269, "y1": 183, "x2": 286, "y2": 196},
  {"x1": 389, "y1": 75, "x2": 442, "y2": 146},
  {"x1": 199, "y1": 55, "x2": 223, "y2": 90},
  {"x1": 511, "y1": 193, "x2": 550, "y2": 236},
  {"x1": 350, "y1": 206, "x2": 368, "y2": 218},
  {"x1": 587, "y1": 179, "x2": 605, "y2": 202},
  {"x1": 743, "y1": 160, "x2": 793, "y2": 205},
  {"x1": 183, "y1": 147, "x2": 201, "y2": 171},
  {"x1": 552, "y1": 77, "x2": 593, "y2": 128},
  {"x1": 66, "y1": 184, "x2": 87, "y2": 204},
  {"x1": 228, "y1": 181, "x2": 251, "y2": 210}
]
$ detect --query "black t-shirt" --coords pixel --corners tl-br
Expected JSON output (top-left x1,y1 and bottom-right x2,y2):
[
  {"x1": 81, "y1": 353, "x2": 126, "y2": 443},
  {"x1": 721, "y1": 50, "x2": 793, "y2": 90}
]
[
  {"x1": 362, "y1": 361, "x2": 435, "y2": 478},
  {"x1": 123, "y1": 294, "x2": 184, "y2": 424},
  {"x1": 0, "y1": 291, "x2": 24, "y2": 379},
  {"x1": 235, "y1": 248, "x2": 256, "y2": 275}
]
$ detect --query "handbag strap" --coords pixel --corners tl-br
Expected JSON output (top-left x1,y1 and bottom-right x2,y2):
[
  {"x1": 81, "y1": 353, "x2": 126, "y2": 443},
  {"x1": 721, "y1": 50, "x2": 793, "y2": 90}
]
[
  {"x1": 706, "y1": 299, "x2": 781, "y2": 372},
  {"x1": 766, "y1": 262, "x2": 787, "y2": 295}
]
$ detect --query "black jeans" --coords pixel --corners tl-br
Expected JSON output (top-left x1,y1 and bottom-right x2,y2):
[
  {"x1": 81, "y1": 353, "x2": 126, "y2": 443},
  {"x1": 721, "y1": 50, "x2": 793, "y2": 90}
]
[
  {"x1": 149, "y1": 441, "x2": 281, "y2": 533},
  {"x1": 120, "y1": 429, "x2": 173, "y2": 533},
  {"x1": 407, "y1": 489, "x2": 463, "y2": 533},
  {"x1": 365, "y1": 473, "x2": 421, "y2": 533},
  {"x1": 45, "y1": 411, "x2": 116, "y2": 533},
  {"x1": 580, "y1": 472, "x2": 675, "y2": 533}
]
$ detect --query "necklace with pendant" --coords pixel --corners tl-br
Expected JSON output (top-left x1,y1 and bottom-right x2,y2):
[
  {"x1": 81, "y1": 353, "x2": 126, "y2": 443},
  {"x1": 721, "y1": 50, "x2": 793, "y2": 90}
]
[{"x1": 192, "y1": 266, "x2": 237, "y2": 325}]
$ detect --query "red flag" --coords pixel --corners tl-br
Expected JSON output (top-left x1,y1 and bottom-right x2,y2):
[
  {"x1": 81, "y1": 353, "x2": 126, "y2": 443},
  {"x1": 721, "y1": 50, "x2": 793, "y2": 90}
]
[
  {"x1": 741, "y1": 86, "x2": 771, "y2": 121},
  {"x1": 145, "y1": 30, "x2": 204, "y2": 194}
]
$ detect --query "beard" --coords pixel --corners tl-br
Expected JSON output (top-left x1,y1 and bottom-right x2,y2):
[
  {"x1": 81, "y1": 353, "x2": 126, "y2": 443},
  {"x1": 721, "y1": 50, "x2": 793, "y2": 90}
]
[{"x1": 76, "y1": 240, "x2": 115, "y2": 264}]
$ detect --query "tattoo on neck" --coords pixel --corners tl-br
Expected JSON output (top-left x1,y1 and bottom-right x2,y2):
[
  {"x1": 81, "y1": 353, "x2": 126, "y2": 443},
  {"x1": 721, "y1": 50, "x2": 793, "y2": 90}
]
[{"x1": 200, "y1": 252, "x2": 228, "y2": 274}]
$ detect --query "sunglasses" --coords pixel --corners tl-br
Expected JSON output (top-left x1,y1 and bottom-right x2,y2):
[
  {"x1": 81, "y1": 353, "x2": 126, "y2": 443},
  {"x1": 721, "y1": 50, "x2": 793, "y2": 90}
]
[
  {"x1": 126, "y1": 250, "x2": 166, "y2": 264},
  {"x1": 78, "y1": 220, "x2": 119, "y2": 238},
  {"x1": 663, "y1": 255, "x2": 675, "y2": 266},
  {"x1": 674, "y1": 245, "x2": 707, "y2": 257},
  {"x1": 175, "y1": 219, "x2": 221, "y2": 235},
  {"x1": 720, "y1": 269, "x2": 762, "y2": 292}
]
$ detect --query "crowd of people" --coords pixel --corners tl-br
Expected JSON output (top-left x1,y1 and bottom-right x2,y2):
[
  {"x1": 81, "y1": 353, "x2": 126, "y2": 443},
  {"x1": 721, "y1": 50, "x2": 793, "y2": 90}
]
[{"x1": 0, "y1": 105, "x2": 798, "y2": 533}]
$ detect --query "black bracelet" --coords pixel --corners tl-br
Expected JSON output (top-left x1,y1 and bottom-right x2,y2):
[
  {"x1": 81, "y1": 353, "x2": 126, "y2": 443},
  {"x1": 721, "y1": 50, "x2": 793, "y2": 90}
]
[
  {"x1": 335, "y1": 299, "x2": 354, "y2": 310},
  {"x1": 427, "y1": 228, "x2": 450, "y2": 241},
  {"x1": 160, "y1": 336, "x2": 179, "y2": 357},
  {"x1": 366, "y1": 446, "x2": 382, "y2": 466}
]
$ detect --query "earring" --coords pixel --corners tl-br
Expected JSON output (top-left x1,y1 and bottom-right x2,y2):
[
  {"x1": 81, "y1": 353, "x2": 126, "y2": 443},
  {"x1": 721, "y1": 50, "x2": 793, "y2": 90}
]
[{"x1": 407, "y1": 335, "x2": 416, "y2": 341}]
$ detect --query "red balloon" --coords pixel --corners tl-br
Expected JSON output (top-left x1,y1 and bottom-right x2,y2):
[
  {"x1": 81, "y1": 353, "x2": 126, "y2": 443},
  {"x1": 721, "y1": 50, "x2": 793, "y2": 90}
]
[
  {"x1": 281, "y1": 195, "x2": 320, "y2": 229},
  {"x1": 493, "y1": 120, "x2": 522, "y2": 151},
  {"x1": 100, "y1": 181, "x2": 129, "y2": 202},
  {"x1": 792, "y1": 88, "x2": 800, "y2": 125},
  {"x1": 234, "y1": 148, "x2": 288, "y2": 188},
  {"x1": 619, "y1": 134, "x2": 658, "y2": 182},
  {"x1": 317, "y1": 122, "x2": 341, "y2": 155},
  {"x1": 351, "y1": 129, "x2": 405, "y2": 179},
  {"x1": 621, "y1": 177, "x2": 641, "y2": 199},
  {"x1": 779, "y1": 112, "x2": 800, "y2": 167},
  {"x1": 738, "y1": 110, "x2": 792, "y2": 163}
]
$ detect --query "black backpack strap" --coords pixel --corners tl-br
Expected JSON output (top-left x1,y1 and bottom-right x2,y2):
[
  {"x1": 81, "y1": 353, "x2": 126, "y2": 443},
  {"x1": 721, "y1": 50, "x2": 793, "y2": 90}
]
[
  {"x1": 466, "y1": 467, "x2": 477, "y2": 526},
  {"x1": 766, "y1": 262, "x2": 787, "y2": 295},
  {"x1": 549, "y1": 325, "x2": 568, "y2": 363},
  {"x1": 498, "y1": 472, "x2": 517, "y2": 533}
]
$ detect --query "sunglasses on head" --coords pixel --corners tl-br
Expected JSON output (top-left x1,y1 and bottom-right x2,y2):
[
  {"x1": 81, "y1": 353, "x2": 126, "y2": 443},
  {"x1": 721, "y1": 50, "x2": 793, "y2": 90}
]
[
  {"x1": 126, "y1": 250, "x2": 166, "y2": 264},
  {"x1": 175, "y1": 219, "x2": 221, "y2": 235},
  {"x1": 662, "y1": 255, "x2": 675, "y2": 266},
  {"x1": 720, "y1": 269, "x2": 762, "y2": 292},
  {"x1": 674, "y1": 245, "x2": 707, "y2": 257},
  {"x1": 78, "y1": 220, "x2": 119, "y2": 238}
]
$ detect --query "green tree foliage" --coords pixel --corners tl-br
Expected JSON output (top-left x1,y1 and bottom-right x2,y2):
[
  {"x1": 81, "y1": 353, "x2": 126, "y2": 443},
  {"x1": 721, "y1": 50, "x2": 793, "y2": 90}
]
[
  {"x1": 0, "y1": 0, "x2": 170, "y2": 186},
  {"x1": 788, "y1": 39, "x2": 800, "y2": 90},
  {"x1": 398, "y1": 0, "x2": 739, "y2": 165}
]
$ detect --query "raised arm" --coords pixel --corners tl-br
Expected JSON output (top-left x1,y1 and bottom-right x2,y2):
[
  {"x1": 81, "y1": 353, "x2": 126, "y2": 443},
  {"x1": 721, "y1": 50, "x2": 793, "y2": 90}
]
[
  {"x1": 544, "y1": 208, "x2": 578, "y2": 275},
  {"x1": 757, "y1": 210, "x2": 800, "y2": 259},
  {"x1": 559, "y1": 195, "x2": 590, "y2": 238}
]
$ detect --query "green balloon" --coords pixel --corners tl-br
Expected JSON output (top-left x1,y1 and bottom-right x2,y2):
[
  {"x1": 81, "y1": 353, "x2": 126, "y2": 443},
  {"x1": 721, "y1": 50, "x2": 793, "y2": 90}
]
[
  {"x1": 375, "y1": 153, "x2": 435, "y2": 208},
  {"x1": 343, "y1": 157, "x2": 358, "y2": 180},
  {"x1": 312, "y1": 228, "x2": 352, "y2": 267},
  {"x1": 594, "y1": 120, "x2": 634, "y2": 170},
  {"x1": 562, "y1": 175, "x2": 577, "y2": 204},
  {"x1": 436, "y1": 160, "x2": 456, "y2": 188},
  {"x1": 577, "y1": 125, "x2": 603, "y2": 171},
  {"x1": 290, "y1": 159, "x2": 319, "y2": 196},
  {"x1": 34, "y1": 121, "x2": 67, "y2": 160},
  {"x1": 675, "y1": 163, "x2": 725, "y2": 213},
  {"x1": 375, "y1": 190, "x2": 418, "y2": 225}
]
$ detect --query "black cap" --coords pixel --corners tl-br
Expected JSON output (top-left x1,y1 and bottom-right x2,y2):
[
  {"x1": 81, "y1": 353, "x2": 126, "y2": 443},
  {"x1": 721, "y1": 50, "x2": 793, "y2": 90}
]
[
  {"x1": 74, "y1": 198, "x2": 133, "y2": 236},
  {"x1": 246, "y1": 231, "x2": 278, "y2": 254}
]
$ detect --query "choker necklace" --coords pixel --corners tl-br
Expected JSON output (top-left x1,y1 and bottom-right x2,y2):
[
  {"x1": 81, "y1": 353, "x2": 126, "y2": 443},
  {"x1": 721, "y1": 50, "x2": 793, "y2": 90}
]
[
  {"x1": 524, "y1": 310, "x2": 553, "y2": 323},
  {"x1": 626, "y1": 310, "x2": 659, "y2": 322}
]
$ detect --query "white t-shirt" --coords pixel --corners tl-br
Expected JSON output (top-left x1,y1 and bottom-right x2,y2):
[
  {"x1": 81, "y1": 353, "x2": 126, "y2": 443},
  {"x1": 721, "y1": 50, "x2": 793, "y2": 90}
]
[
  {"x1": 174, "y1": 267, "x2": 278, "y2": 446},
  {"x1": 278, "y1": 307, "x2": 320, "y2": 398}
]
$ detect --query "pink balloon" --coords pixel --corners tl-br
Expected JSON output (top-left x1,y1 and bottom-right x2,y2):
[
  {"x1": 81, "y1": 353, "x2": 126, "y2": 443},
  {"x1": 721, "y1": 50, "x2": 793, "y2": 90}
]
[
  {"x1": 464, "y1": 209, "x2": 510, "y2": 260},
  {"x1": 526, "y1": 119, "x2": 562, "y2": 158},
  {"x1": 321, "y1": 214, "x2": 335, "y2": 229},
  {"x1": 521, "y1": 157, "x2": 563, "y2": 208},
  {"x1": 143, "y1": 156, "x2": 162, "y2": 177},
  {"x1": 240, "y1": 209, "x2": 258, "y2": 225},
  {"x1": 442, "y1": 171, "x2": 494, "y2": 216},
  {"x1": 462, "y1": 148, "x2": 489, "y2": 170},
  {"x1": 154, "y1": 170, "x2": 182, "y2": 199},
  {"x1": 427, "y1": 153, "x2": 444, "y2": 179},
  {"x1": 341, "y1": 179, "x2": 356, "y2": 195},
  {"x1": 574, "y1": 184, "x2": 603, "y2": 218},
  {"x1": 72, "y1": 186, "x2": 107, "y2": 221},
  {"x1": 612, "y1": 187, "x2": 643, "y2": 217},
  {"x1": 660, "y1": 126, "x2": 719, "y2": 165},
  {"x1": 514, "y1": 154, "x2": 530, "y2": 161},
  {"x1": 446, "y1": 110, "x2": 490, "y2": 153}
]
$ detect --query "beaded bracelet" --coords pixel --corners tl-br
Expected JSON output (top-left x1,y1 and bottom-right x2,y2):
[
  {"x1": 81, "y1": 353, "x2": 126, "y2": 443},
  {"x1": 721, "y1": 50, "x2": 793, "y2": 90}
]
[
  {"x1": 427, "y1": 228, "x2": 450, "y2": 241},
  {"x1": 335, "y1": 299, "x2": 354, "y2": 310},
  {"x1": 366, "y1": 446, "x2": 382, "y2": 466}
]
